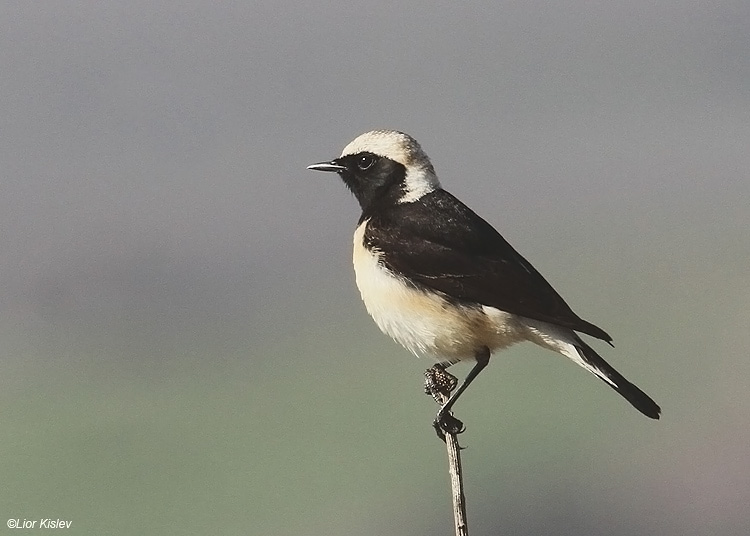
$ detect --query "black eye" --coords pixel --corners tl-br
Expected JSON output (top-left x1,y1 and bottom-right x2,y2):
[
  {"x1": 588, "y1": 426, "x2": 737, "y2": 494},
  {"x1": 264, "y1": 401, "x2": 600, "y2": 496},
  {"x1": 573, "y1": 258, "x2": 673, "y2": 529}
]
[{"x1": 357, "y1": 154, "x2": 376, "y2": 170}]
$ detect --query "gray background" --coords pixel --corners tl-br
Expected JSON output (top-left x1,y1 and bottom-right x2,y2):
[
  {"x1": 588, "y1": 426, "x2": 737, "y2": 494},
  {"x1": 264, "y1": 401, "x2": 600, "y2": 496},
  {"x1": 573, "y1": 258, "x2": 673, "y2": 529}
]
[{"x1": 2, "y1": 1, "x2": 749, "y2": 535}]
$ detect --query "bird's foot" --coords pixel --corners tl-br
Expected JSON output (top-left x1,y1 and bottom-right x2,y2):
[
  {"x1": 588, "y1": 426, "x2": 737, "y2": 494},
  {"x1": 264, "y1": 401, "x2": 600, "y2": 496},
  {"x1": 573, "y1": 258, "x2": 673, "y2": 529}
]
[
  {"x1": 424, "y1": 365, "x2": 458, "y2": 404},
  {"x1": 425, "y1": 364, "x2": 465, "y2": 443},
  {"x1": 432, "y1": 410, "x2": 466, "y2": 442}
]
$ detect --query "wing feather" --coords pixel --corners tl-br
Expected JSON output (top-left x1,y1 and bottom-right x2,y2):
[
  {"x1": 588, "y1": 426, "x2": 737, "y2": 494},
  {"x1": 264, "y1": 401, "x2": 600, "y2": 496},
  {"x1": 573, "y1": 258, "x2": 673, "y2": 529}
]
[{"x1": 363, "y1": 190, "x2": 612, "y2": 342}]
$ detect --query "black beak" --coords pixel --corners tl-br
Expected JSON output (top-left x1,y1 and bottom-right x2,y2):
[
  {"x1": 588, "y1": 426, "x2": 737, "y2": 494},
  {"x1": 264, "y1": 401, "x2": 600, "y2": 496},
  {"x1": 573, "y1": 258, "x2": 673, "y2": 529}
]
[{"x1": 307, "y1": 160, "x2": 347, "y2": 173}]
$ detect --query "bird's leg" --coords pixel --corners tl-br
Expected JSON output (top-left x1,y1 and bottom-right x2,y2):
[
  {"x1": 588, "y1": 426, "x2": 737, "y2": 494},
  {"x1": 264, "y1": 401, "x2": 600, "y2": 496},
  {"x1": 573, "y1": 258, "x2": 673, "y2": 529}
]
[
  {"x1": 433, "y1": 347, "x2": 491, "y2": 438},
  {"x1": 425, "y1": 363, "x2": 464, "y2": 440}
]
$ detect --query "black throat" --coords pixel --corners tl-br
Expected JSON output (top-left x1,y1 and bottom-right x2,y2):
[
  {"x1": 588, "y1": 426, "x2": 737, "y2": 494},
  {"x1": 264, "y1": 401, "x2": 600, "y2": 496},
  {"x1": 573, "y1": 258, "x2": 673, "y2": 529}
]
[{"x1": 334, "y1": 154, "x2": 408, "y2": 217}]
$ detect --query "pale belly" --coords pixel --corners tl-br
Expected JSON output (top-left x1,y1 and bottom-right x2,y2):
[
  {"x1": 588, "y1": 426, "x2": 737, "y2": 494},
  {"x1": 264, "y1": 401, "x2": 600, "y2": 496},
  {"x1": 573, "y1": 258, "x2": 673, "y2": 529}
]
[{"x1": 352, "y1": 222, "x2": 527, "y2": 362}]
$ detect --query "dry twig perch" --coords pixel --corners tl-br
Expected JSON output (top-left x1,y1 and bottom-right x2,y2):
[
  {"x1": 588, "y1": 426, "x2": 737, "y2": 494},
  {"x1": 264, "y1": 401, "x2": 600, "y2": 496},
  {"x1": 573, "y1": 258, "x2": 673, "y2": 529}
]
[{"x1": 427, "y1": 375, "x2": 470, "y2": 536}]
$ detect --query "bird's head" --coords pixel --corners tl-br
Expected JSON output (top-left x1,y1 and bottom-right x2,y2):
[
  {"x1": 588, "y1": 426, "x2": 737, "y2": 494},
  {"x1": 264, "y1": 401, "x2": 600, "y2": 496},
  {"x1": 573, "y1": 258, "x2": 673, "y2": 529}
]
[{"x1": 307, "y1": 130, "x2": 441, "y2": 211}]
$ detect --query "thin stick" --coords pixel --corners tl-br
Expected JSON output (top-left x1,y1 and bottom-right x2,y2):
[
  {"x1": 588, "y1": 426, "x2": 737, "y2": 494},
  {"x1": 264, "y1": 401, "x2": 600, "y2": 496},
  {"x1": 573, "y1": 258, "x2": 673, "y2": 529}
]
[
  {"x1": 444, "y1": 427, "x2": 469, "y2": 536},
  {"x1": 435, "y1": 392, "x2": 469, "y2": 536}
]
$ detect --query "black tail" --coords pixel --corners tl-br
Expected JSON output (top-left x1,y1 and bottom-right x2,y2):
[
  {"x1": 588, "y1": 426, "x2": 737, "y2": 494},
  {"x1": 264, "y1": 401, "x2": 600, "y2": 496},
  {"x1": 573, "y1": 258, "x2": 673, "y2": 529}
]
[{"x1": 576, "y1": 339, "x2": 661, "y2": 419}]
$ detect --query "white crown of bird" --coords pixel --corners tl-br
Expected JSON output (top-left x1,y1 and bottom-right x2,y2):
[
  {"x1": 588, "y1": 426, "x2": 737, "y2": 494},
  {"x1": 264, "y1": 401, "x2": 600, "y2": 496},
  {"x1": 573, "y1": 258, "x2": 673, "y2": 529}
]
[{"x1": 341, "y1": 130, "x2": 434, "y2": 173}]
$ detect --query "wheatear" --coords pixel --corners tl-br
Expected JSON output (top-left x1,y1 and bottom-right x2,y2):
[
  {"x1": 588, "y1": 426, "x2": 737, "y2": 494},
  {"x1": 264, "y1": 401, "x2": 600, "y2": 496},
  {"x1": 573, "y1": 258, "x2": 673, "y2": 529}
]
[{"x1": 308, "y1": 130, "x2": 660, "y2": 437}]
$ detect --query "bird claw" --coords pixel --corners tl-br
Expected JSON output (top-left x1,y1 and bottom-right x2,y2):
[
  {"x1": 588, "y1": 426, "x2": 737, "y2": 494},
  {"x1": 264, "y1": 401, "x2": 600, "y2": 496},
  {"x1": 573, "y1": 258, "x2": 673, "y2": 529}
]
[{"x1": 432, "y1": 411, "x2": 466, "y2": 442}]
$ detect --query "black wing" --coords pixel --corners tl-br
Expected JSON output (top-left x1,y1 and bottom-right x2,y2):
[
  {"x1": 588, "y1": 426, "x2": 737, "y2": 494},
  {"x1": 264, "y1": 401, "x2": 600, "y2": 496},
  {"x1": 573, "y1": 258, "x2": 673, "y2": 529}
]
[{"x1": 363, "y1": 189, "x2": 612, "y2": 342}]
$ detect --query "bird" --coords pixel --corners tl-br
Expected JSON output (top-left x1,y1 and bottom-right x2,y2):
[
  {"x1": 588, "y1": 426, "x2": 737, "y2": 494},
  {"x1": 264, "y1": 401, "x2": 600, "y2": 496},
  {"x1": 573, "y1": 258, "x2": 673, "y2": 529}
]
[{"x1": 307, "y1": 130, "x2": 660, "y2": 437}]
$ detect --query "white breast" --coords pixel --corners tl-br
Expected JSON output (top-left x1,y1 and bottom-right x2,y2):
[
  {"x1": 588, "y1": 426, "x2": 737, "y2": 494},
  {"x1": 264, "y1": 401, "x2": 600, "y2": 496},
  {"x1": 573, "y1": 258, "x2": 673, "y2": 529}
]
[{"x1": 352, "y1": 220, "x2": 526, "y2": 362}]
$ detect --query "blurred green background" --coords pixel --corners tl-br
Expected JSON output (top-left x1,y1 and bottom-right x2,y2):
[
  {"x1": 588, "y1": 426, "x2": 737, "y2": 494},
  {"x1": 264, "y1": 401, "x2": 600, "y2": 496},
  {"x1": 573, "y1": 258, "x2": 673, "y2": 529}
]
[{"x1": 1, "y1": 2, "x2": 749, "y2": 535}]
